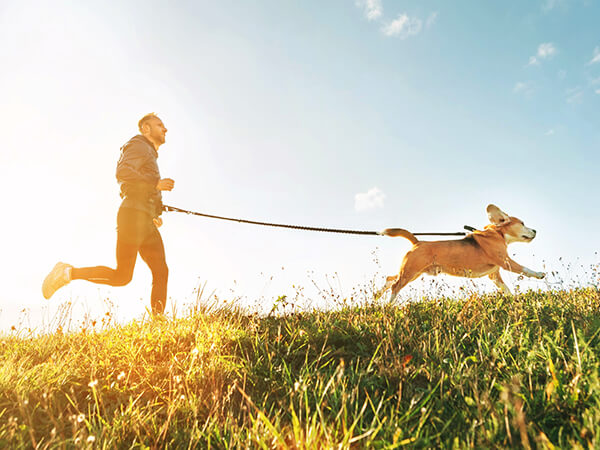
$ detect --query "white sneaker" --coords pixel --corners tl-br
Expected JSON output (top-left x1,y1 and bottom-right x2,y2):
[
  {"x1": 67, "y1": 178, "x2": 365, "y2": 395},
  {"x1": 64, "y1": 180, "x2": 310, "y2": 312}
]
[{"x1": 42, "y1": 262, "x2": 73, "y2": 299}]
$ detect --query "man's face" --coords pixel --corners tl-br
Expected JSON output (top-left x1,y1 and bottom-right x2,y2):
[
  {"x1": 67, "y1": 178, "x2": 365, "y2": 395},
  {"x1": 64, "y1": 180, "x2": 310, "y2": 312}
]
[{"x1": 145, "y1": 117, "x2": 167, "y2": 145}]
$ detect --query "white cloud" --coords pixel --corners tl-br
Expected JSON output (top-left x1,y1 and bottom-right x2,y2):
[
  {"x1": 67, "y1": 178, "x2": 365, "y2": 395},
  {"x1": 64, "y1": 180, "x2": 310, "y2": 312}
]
[
  {"x1": 566, "y1": 86, "x2": 584, "y2": 104},
  {"x1": 357, "y1": 0, "x2": 383, "y2": 21},
  {"x1": 356, "y1": 3, "x2": 435, "y2": 38},
  {"x1": 425, "y1": 11, "x2": 439, "y2": 29},
  {"x1": 528, "y1": 42, "x2": 556, "y2": 65},
  {"x1": 542, "y1": 0, "x2": 568, "y2": 12},
  {"x1": 381, "y1": 14, "x2": 422, "y2": 38},
  {"x1": 513, "y1": 81, "x2": 527, "y2": 92},
  {"x1": 595, "y1": 89, "x2": 600, "y2": 95},
  {"x1": 587, "y1": 46, "x2": 600, "y2": 65},
  {"x1": 545, "y1": 129, "x2": 555, "y2": 136},
  {"x1": 513, "y1": 81, "x2": 535, "y2": 97},
  {"x1": 538, "y1": 43, "x2": 556, "y2": 58},
  {"x1": 355, "y1": 187, "x2": 385, "y2": 212}
]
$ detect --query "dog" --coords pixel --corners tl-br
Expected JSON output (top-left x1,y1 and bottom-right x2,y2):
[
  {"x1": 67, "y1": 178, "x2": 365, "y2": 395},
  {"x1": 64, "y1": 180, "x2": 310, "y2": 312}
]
[{"x1": 377, "y1": 204, "x2": 545, "y2": 300}]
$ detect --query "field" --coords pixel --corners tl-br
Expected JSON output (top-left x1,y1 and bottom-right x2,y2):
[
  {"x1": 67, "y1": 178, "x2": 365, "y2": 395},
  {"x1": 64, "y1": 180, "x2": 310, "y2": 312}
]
[{"x1": 1, "y1": 287, "x2": 599, "y2": 448}]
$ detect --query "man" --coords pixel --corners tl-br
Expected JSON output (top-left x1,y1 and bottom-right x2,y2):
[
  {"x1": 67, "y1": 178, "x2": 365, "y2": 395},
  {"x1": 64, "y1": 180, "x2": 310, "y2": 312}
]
[{"x1": 42, "y1": 113, "x2": 174, "y2": 315}]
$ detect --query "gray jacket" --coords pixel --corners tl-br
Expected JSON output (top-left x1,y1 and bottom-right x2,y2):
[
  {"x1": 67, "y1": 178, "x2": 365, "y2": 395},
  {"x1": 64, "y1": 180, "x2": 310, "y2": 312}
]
[{"x1": 116, "y1": 135, "x2": 163, "y2": 217}]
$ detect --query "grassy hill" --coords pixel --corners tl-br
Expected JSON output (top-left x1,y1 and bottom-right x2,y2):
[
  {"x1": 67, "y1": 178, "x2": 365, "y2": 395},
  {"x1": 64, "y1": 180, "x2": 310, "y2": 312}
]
[{"x1": 1, "y1": 288, "x2": 599, "y2": 448}]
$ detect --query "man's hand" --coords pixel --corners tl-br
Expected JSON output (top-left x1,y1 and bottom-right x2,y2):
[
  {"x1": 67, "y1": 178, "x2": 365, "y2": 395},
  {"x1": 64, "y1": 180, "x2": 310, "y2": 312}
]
[
  {"x1": 153, "y1": 217, "x2": 163, "y2": 228},
  {"x1": 156, "y1": 178, "x2": 175, "y2": 191}
]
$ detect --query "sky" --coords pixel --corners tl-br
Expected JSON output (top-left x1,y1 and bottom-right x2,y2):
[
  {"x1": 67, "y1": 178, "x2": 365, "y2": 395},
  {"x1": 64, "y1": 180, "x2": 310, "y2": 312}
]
[{"x1": 1, "y1": 0, "x2": 599, "y2": 333}]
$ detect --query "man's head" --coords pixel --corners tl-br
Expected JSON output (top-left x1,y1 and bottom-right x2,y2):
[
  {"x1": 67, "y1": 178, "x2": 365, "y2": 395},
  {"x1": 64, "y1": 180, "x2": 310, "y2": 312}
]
[{"x1": 138, "y1": 113, "x2": 167, "y2": 149}]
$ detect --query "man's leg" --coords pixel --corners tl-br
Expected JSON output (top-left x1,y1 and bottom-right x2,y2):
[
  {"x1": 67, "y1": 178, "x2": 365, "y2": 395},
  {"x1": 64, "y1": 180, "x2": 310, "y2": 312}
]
[
  {"x1": 70, "y1": 207, "x2": 143, "y2": 286},
  {"x1": 42, "y1": 239, "x2": 138, "y2": 299},
  {"x1": 138, "y1": 227, "x2": 168, "y2": 315},
  {"x1": 70, "y1": 239, "x2": 138, "y2": 286},
  {"x1": 42, "y1": 207, "x2": 143, "y2": 300}
]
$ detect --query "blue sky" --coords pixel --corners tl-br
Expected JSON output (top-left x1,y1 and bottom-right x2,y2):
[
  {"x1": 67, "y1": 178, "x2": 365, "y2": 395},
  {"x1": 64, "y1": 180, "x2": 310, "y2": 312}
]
[{"x1": 1, "y1": 0, "x2": 599, "y2": 332}]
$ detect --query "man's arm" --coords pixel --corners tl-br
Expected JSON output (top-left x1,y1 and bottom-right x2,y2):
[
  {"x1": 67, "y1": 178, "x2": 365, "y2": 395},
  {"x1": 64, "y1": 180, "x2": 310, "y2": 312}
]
[{"x1": 156, "y1": 178, "x2": 174, "y2": 191}]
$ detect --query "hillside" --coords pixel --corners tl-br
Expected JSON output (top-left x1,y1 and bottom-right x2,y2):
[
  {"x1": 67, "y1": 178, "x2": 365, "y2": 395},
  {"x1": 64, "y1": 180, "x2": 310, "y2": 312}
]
[{"x1": 1, "y1": 289, "x2": 599, "y2": 448}]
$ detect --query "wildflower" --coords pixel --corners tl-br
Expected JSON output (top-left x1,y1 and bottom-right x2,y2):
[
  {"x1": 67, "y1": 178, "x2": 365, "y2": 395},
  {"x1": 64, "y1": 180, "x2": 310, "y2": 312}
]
[
  {"x1": 191, "y1": 347, "x2": 199, "y2": 356},
  {"x1": 117, "y1": 371, "x2": 126, "y2": 381},
  {"x1": 88, "y1": 379, "x2": 98, "y2": 388},
  {"x1": 87, "y1": 435, "x2": 96, "y2": 443},
  {"x1": 77, "y1": 413, "x2": 85, "y2": 423}
]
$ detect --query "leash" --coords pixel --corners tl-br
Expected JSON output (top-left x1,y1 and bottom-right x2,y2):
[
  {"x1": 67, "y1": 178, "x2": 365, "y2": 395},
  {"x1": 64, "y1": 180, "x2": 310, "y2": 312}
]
[{"x1": 163, "y1": 204, "x2": 470, "y2": 237}]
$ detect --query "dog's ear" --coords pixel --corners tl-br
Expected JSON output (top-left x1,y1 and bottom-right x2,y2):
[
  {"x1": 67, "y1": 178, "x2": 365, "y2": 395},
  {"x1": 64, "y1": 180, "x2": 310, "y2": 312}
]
[{"x1": 487, "y1": 204, "x2": 510, "y2": 225}]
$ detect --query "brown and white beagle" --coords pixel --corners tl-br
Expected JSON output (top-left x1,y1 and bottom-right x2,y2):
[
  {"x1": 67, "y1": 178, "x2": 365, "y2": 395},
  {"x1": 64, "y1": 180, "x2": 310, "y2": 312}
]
[{"x1": 378, "y1": 204, "x2": 545, "y2": 300}]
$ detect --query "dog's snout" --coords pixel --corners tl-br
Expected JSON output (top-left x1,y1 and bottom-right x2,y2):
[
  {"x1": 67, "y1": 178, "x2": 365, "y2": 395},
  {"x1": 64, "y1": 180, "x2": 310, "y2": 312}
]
[{"x1": 532, "y1": 229, "x2": 536, "y2": 235}]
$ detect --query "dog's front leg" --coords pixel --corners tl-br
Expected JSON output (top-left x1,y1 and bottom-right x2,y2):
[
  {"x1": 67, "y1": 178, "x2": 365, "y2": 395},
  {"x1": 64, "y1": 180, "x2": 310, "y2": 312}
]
[
  {"x1": 502, "y1": 257, "x2": 546, "y2": 279},
  {"x1": 488, "y1": 270, "x2": 512, "y2": 294},
  {"x1": 522, "y1": 267, "x2": 546, "y2": 279}
]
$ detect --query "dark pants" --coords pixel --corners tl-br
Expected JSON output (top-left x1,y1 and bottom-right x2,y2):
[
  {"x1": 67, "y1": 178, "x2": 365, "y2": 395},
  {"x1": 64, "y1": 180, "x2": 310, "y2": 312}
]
[{"x1": 71, "y1": 207, "x2": 168, "y2": 314}]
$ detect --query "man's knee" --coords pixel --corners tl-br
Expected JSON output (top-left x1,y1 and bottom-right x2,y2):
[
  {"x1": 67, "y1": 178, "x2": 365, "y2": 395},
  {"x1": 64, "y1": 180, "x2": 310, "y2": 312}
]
[{"x1": 113, "y1": 269, "x2": 134, "y2": 286}]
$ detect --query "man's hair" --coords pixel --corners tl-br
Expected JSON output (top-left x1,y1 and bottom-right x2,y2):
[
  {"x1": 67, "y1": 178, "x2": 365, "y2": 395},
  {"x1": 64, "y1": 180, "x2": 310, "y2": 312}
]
[{"x1": 138, "y1": 112, "x2": 160, "y2": 133}]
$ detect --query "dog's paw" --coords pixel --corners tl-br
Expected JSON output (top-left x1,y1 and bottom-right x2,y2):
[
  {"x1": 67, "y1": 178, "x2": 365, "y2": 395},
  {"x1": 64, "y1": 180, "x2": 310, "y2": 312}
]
[{"x1": 536, "y1": 271, "x2": 546, "y2": 279}]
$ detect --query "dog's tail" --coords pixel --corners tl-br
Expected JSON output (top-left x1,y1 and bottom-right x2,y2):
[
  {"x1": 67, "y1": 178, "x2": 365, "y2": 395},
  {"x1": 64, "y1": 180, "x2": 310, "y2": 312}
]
[{"x1": 379, "y1": 228, "x2": 419, "y2": 244}]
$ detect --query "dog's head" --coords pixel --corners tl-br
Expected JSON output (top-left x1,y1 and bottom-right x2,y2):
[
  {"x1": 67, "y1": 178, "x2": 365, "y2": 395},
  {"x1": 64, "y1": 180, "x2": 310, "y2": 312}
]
[{"x1": 486, "y1": 204, "x2": 537, "y2": 244}]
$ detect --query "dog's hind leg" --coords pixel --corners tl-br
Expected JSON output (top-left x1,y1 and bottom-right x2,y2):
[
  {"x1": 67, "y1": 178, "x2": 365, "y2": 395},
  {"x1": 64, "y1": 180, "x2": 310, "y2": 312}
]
[
  {"x1": 376, "y1": 276, "x2": 397, "y2": 298},
  {"x1": 389, "y1": 273, "x2": 419, "y2": 302},
  {"x1": 388, "y1": 259, "x2": 428, "y2": 302}
]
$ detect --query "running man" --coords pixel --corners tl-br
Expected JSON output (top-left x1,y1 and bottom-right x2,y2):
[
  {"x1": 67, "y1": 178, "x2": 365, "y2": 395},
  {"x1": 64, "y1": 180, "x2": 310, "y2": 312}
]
[{"x1": 42, "y1": 113, "x2": 174, "y2": 315}]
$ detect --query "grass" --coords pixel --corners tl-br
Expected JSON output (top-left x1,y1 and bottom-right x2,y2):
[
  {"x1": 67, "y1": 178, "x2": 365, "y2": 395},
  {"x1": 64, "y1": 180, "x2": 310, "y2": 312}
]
[{"x1": 1, "y1": 287, "x2": 599, "y2": 448}]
